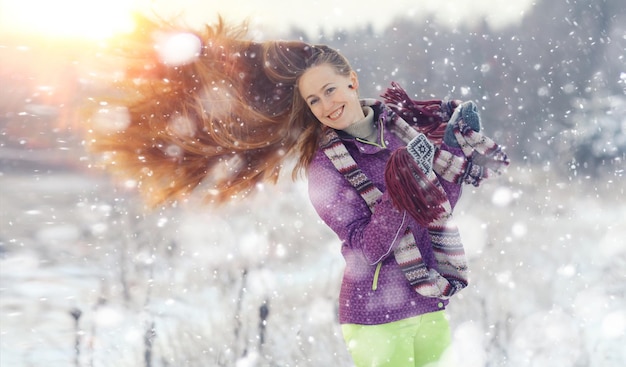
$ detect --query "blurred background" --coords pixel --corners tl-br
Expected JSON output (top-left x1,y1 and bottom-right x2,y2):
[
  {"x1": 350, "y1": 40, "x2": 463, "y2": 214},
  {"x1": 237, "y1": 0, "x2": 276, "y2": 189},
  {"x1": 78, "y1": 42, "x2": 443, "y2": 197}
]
[{"x1": 1, "y1": 0, "x2": 625, "y2": 366}]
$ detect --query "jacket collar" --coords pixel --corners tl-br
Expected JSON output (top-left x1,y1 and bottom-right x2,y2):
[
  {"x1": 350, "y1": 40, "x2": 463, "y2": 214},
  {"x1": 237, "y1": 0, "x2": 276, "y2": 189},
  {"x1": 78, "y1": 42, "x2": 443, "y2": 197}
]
[{"x1": 335, "y1": 100, "x2": 393, "y2": 153}]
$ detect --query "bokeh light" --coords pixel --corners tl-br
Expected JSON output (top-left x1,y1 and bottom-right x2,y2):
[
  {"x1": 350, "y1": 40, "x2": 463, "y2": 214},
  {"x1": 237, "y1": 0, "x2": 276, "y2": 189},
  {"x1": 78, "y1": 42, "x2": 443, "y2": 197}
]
[{"x1": 0, "y1": 0, "x2": 137, "y2": 39}]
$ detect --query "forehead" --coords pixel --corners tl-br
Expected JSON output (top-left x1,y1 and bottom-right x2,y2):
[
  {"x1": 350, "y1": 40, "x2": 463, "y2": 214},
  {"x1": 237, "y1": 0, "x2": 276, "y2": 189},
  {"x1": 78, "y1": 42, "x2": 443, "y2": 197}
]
[{"x1": 298, "y1": 64, "x2": 345, "y2": 96}]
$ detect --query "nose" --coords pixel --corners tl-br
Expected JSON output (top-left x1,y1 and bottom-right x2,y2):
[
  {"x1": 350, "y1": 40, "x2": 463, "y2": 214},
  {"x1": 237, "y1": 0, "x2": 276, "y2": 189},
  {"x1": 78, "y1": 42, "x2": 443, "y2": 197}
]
[{"x1": 321, "y1": 96, "x2": 333, "y2": 111}]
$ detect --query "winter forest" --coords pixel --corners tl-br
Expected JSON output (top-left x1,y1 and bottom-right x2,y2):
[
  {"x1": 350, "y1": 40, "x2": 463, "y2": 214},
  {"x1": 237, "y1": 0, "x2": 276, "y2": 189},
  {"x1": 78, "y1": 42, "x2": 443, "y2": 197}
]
[{"x1": 1, "y1": 0, "x2": 625, "y2": 366}]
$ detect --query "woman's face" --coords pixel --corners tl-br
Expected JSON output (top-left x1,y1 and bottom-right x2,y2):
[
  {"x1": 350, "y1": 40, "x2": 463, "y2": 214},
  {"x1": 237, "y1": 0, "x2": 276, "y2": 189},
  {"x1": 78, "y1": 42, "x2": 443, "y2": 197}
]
[{"x1": 298, "y1": 64, "x2": 364, "y2": 130}]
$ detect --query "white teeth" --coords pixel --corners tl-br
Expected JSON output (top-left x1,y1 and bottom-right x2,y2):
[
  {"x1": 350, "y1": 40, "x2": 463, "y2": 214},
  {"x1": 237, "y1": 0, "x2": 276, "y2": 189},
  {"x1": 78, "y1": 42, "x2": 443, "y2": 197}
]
[{"x1": 329, "y1": 107, "x2": 343, "y2": 120}]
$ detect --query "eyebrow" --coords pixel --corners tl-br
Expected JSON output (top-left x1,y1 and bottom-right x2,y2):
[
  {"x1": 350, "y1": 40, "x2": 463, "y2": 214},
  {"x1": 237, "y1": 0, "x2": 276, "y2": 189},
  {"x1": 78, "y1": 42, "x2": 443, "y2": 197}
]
[{"x1": 305, "y1": 83, "x2": 333, "y2": 102}]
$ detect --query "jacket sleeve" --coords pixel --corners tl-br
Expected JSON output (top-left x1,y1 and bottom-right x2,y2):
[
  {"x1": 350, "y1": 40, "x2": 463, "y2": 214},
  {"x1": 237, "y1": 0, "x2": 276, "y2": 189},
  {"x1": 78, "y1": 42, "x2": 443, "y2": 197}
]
[{"x1": 307, "y1": 154, "x2": 407, "y2": 265}]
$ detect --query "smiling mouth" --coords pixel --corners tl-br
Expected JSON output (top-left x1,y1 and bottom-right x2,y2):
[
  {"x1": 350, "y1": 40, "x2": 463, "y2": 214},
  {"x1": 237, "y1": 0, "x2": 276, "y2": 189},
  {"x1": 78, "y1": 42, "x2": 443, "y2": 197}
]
[{"x1": 328, "y1": 106, "x2": 344, "y2": 121}]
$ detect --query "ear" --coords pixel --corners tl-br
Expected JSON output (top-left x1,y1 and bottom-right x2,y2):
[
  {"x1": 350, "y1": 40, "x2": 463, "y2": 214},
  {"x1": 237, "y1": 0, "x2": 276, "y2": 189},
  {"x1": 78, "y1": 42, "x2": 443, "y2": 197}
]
[{"x1": 349, "y1": 70, "x2": 359, "y2": 90}]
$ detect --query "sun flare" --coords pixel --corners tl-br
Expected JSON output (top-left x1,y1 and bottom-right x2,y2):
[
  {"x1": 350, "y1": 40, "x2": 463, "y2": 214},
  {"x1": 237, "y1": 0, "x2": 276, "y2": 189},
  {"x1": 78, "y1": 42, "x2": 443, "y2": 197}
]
[{"x1": 0, "y1": 0, "x2": 138, "y2": 39}]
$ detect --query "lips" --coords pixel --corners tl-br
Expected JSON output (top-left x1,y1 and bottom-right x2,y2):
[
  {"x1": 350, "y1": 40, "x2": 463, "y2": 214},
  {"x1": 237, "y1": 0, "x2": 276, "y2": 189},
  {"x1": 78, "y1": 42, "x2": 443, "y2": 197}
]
[{"x1": 327, "y1": 106, "x2": 344, "y2": 121}]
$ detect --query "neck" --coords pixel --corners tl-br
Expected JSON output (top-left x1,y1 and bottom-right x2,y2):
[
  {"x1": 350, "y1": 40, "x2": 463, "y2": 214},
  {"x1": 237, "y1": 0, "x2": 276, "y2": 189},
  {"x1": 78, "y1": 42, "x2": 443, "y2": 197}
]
[{"x1": 343, "y1": 106, "x2": 377, "y2": 142}]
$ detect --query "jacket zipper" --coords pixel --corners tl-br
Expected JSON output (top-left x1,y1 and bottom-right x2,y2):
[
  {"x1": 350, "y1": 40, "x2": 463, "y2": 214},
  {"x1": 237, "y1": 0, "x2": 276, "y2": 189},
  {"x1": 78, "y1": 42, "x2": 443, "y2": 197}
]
[
  {"x1": 355, "y1": 120, "x2": 387, "y2": 148},
  {"x1": 356, "y1": 117, "x2": 385, "y2": 292},
  {"x1": 372, "y1": 262, "x2": 383, "y2": 291}
]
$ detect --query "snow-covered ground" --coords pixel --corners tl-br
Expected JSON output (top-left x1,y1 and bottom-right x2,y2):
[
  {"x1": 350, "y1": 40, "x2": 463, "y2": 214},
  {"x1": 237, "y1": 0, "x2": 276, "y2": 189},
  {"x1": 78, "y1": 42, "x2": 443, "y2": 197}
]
[{"x1": 1, "y1": 165, "x2": 624, "y2": 367}]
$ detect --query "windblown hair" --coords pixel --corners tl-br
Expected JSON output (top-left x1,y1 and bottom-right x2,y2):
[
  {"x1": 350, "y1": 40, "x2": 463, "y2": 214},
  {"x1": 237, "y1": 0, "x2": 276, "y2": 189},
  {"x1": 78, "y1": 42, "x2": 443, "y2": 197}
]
[{"x1": 87, "y1": 16, "x2": 352, "y2": 207}]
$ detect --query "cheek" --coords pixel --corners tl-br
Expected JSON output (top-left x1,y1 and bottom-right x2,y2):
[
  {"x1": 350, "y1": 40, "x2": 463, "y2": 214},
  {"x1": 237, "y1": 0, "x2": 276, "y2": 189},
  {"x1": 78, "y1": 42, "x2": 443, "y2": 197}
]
[{"x1": 309, "y1": 105, "x2": 324, "y2": 120}]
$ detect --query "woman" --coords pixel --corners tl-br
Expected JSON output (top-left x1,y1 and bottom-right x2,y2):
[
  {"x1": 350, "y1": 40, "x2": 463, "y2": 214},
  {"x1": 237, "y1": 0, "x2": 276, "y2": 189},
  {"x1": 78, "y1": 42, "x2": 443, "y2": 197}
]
[
  {"x1": 89, "y1": 17, "x2": 508, "y2": 366},
  {"x1": 298, "y1": 51, "x2": 461, "y2": 366}
]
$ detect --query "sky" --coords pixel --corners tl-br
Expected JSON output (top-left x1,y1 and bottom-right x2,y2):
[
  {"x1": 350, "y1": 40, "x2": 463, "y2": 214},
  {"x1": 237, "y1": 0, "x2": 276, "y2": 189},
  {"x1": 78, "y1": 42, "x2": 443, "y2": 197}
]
[{"x1": 0, "y1": 0, "x2": 535, "y2": 40}]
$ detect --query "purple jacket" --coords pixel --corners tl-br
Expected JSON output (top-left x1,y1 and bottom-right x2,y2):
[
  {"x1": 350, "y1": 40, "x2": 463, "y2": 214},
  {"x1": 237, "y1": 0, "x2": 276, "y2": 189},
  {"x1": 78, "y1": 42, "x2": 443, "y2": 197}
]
[{"x1": 307, "y1": 102, "x2": 462, "y2": 325}]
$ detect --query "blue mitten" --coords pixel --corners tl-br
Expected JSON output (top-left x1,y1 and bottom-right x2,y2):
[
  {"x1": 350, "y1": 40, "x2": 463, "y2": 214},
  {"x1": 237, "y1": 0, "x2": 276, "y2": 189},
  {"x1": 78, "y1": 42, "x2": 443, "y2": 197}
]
[{"x1": 444, "y1": 101, "x2": 481, "y2": 148}]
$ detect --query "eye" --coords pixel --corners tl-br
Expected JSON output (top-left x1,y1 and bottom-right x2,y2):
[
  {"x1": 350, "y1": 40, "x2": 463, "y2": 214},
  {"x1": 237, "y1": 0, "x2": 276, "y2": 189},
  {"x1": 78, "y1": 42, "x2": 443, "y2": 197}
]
[
  {"x1": 325, "y1": 87, "x2": 336, "y2": 95},
  {"x1": 308, "y1": 98, "x2": 319, "y2": 106}
]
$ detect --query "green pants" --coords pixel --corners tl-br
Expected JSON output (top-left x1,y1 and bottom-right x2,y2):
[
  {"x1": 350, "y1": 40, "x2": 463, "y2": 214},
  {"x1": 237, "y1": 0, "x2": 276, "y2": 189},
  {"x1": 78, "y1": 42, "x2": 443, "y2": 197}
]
[{"x1": 341, "y1": 311, "x2": 451, "y2": 367}]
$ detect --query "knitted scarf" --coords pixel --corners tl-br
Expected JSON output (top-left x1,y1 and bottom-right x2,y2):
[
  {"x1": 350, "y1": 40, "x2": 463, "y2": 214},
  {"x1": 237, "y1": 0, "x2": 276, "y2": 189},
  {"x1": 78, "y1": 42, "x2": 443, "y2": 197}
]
[
  {"x1": 320, "y1": 99, "x2": 468, "y2": 300},
  {"x1": 321, "y1": 83, "x2": 509, "y2": 299}
]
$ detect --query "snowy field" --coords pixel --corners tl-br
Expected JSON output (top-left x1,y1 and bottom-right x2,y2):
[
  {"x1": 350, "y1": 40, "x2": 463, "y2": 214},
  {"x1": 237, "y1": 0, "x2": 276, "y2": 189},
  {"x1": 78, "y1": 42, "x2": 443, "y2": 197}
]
[{"x1": 1, "y1": 165, "x2": 624, "y2": 367}]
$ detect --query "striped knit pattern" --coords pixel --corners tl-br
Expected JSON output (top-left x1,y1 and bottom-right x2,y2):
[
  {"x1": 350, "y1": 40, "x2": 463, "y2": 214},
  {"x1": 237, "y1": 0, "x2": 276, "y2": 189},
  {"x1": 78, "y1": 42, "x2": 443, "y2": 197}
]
[
  {"x1": 395, "y1": 163, "x2": 468, "y2": 299},
  {"x1": 389, "y1": 117, "x2": 420, "y2": 144},
  {"x1": 428, "y1": 223, "x2": 468, "y2": 294},
  {"x1": 432, "y1": 149, "x2": 468, "y2": 184},
  {"x1": 321, "y1": 130, "x2": 383, "y2": 211},
  {"x1": 321, "y1": 112, "x2": 468, "y2": 299},
  {"x1": 454, "y1": 119, "x2": 509, "y2": 168},
  {"x1": 448, "y1": 101, "x2": 510, "y2": 180}
]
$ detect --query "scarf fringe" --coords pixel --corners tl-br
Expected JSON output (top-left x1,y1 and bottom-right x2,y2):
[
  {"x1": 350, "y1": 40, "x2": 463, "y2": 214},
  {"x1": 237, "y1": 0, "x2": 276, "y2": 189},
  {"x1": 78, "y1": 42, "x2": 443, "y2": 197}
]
[
  {"x1": 384, "y1": 148, "x2": 446, "y2": 227},
  {"x1": 381, "y1": 82, "x2": 451, "y2": 144}
]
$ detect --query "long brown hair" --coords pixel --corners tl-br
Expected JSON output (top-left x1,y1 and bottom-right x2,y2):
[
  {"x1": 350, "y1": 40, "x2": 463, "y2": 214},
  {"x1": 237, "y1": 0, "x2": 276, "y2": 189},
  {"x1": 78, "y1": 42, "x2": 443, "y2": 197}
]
[{"x1": 86, "y1": 17, "x2": 351, "y2": 207}]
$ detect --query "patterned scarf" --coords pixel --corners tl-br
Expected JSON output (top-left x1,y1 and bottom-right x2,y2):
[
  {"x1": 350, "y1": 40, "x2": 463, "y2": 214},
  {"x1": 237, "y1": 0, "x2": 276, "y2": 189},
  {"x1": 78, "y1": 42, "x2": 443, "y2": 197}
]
[{"x1": 321, "y1": 83, "x2": 509, "y2": 299}]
